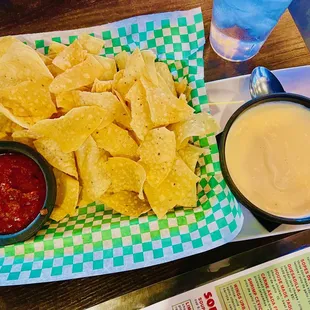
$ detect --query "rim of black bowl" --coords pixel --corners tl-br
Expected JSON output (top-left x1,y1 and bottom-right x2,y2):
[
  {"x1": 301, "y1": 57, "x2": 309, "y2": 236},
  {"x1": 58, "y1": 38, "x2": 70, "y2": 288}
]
[
  {"x1": 219, "y1": 93, "x2": 310, "y2": 225},
  {"x1": 0, "y1": 141, "x2": 56, "y2": 246}
]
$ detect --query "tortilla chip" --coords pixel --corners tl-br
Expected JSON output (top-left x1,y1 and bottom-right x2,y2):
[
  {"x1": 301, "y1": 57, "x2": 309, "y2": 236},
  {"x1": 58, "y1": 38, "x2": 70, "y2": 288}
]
[
  {"x1": 0, "y1": 113, "x2": 20, "y2": 134},
  {"x1": 114, "y1": 91, "x2": 132, "y2": 130},
  {"x1": 178, "y1": 144, "x2": 204, "y2": 172},
  {"x1": 144, "y1": 182, "x2": 175, "y2": 219},
  {"x1": 172, "y1": 158, "x2": 200, "y2": 208},
  {"x1": 77, "y1": 91, "x2": 119, "y2": 128},
  {"x1": 141, "y1": 74, "x2": 194, "y2": 127},
  {"x1": 52, "y1": 40, "x2": 87, "y2": 71},
  {"x1": 155, "y1": 62, "x2": 177, "y2": 96},
  {"x1": 114, "y1": 48, "x2": 145, "y2": 99},
  {"x1": 125, "y1": 48, "x2": 145, "y2": 79},
  {"x1": 112, "y1": 70, "x2": 124, "y2": 92},
  {"x1": 0, "y1": 79, "x2": 56, "y2": 116},
  {"x1": 11, "y1": 129, "x2": 40, "y2": 139},
  {"x1": 91, "y1": 79, "x2": 112, "y2": 92},
  {"x1": 104, "y1": 157, "x2": 146, "y2": 199},
  {"x1": 115, "y1": 51, "x2": 129, "y2": 70},
  {"x1": 138, "y1": 127, "x2": 176, "y2": 187},
  {"x1": 185, "y1": 86, "x2": 192, "y2": 101},
  {"x1": 78, "y1": 91, "x2": 118, "y2": 109},
  {"x1": 0, "y1": 109, "x2": 28, "y2": 129},
  {"x1": 0, "y1": 113, "x2": 9, "y2": 130},
  {"x1": 0, "y1": 80, "x2": 56, "y2": 128},
  {"x1": 94, "y1": 55, "x2": 117, "y2": 81},
  {"x1": 144, "y1": 156, "x2": 200, "y2": 218},
  {"x1": 0, "y1": 41, "x2": 53, "y2": 89},
  {"x1": 101, "y1": 191, "x2": 150, "y2": 217},
  {"x1": 48, "y1": 41, "x2": 67, "y2": 59},
  {"x1": 177, "y1": 186, "x2": 198, "y2": 209},
  {"x1": 49, "y1": 207, "x2": 68, "y2": 222},
  {"x1": 12, "y1": 129, "x2": 40, "y2": 147},
  {"x1": 128, "y1": 130, "x2": 142, "y2": 146},
  {"x1": 141, "y1": 50, "x2": 158, "y2": 86},
  {"x1": 126, "y1": 80, "x2": 153, "y2": 140},
  {"x1": 78, "y1": 33, "x2": 104, "y2": 54},
  {"x1": 0, "y1": 132, "x2": 8, "y2": 140},
  {"x1": 36, "y1": 51, "x2": 53, "y2": 65},
  {"x1": 174, "y1": 79, "x2": 188, "y2": 97},
  {"x1": 31, "y1": 106, "x2": 107, "y2": 153},
  {"x1": 0, "y1": 81, "x2": 55, "y2": 120},
  {"x1": 54, "y1": 169, "x2": 79, "y2": 215},
  {"x1": 55, "y1": 91, "x2": 80, "y2": 112},
  {"x1": 75, "y1": 136, "x2": 111, "y2": 205},
  {"x1": 49, "y1": 55, "x2": 104, "y2": 94},
  {"x1": 113, "y1": 76, "x2": 134, "y2": 101},
  {"x1": 34, "y1": 138, "x2": 78, "y2": 178},
  {"x1": 169, "y1": 113, "x2": 220, "y2": 149},
  {"x1": 47, "y1": 63, "x2": 64, "y2": 77},
  {"x1": 0, "y1": 36, "x2": 19, "y2": 57},
  {"x1": 50, "y1": 169, "x2": 79, "y2": 221},
  {"x1": 92, "y1": 123, "x2": 138, "y2": 159}
]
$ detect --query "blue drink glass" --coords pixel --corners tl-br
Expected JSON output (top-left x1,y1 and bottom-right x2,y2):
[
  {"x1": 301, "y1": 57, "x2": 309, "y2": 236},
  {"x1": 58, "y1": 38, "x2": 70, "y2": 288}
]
[{"x1": 210, "y1": 0, "x2": 293, "y2": 62}]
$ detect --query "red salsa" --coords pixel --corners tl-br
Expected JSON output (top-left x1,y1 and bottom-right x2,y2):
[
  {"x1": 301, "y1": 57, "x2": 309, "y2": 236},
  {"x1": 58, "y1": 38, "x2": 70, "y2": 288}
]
[{"x1": 0, "y1": 153, "x2": 46, "y2": 234}]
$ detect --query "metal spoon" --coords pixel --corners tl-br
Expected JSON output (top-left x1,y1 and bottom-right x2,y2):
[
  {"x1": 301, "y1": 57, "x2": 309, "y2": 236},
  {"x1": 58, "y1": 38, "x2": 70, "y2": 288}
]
[{"x1": 249, "y1": 66, "x2": 285, "y2": 99}]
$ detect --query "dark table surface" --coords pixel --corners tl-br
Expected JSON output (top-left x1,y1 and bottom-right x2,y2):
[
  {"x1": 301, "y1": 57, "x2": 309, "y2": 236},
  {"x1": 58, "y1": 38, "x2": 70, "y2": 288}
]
[{"x1": 0, "y1": 1, "x2": 309, "y2": 309}]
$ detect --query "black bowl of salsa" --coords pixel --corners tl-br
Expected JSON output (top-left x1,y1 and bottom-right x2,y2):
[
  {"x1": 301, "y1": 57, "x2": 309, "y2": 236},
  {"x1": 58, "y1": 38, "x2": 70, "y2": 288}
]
[{"x1": 0, "y1": 141, "x2": 56, "y2": 246}]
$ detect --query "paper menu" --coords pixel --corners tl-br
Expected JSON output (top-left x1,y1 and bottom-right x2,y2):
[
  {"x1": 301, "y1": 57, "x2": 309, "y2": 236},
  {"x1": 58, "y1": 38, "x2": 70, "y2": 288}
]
[{"x1": 144, "y1": 247, "x2": 310, "y2": 310}]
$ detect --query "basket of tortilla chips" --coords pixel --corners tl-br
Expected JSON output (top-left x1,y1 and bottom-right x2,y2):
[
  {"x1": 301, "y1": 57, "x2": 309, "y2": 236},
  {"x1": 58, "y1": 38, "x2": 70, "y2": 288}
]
[{"x1": 0, "y1": 8, "x2": 243, "y2": 285}]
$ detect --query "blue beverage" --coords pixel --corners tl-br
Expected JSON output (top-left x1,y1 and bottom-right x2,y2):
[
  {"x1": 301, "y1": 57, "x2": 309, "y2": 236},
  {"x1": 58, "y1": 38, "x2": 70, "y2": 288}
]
[
  {"x1": 289, "y1": 0, "x2": 310, "y2": 51},
  {"x1": 210, "y1": 0, "x2": 293, "y2": 62}
]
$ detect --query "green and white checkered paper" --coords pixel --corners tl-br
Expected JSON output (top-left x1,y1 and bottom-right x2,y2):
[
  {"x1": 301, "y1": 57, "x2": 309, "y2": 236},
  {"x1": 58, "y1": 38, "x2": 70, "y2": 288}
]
[{"x1": 0, "y1": 8, "x2": 243, "y2": 285}]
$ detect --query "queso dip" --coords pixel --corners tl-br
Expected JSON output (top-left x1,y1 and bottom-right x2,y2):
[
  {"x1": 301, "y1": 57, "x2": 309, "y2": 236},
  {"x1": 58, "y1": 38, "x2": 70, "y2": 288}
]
[{"x1": 225, "y1": 102, "x2": 310, "y2": 218}]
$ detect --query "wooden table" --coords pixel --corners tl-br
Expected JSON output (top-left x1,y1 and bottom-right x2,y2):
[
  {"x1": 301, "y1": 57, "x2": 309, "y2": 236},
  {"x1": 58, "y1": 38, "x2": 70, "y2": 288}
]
[{"x1": 0, "y1": 1, "x2": 309, "y2": 309}]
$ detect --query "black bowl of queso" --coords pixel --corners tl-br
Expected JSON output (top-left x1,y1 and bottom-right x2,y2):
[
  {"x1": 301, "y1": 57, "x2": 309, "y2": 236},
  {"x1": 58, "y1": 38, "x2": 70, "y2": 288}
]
[
  {"x1": 219, "y1": 93, "x2": 310, "y2": 224},
  {"x1": 0, "y1": 141, "x2": 56, "y2": 246}
]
